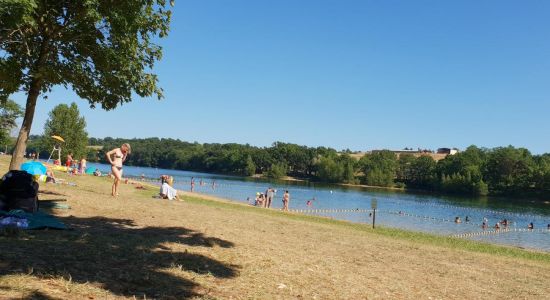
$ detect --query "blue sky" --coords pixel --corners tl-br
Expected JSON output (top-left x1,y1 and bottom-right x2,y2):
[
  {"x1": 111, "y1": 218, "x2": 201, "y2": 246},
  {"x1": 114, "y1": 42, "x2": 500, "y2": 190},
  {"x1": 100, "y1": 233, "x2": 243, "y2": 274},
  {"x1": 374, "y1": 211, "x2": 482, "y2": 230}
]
[{"x1": 10, "y1": 0, "x2": 550, "y2": 153}]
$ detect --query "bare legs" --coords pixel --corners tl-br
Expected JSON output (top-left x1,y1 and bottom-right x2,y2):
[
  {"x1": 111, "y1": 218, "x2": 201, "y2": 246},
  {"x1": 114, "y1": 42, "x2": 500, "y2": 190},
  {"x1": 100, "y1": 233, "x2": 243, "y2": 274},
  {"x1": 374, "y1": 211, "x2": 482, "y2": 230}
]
[{"x1": 111, "y1": 166, "x2": 123, "y2": 197}]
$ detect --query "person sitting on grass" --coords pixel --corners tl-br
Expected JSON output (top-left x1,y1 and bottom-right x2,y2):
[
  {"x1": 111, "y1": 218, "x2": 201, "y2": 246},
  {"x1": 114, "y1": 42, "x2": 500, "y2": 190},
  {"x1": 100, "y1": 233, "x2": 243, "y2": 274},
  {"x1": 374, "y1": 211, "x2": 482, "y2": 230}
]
[
  {"x1": 159, "y1": 185, "x2": 178, "y2": 200},
  {"x1": 255, "y1": 192, "x2": 264, "y2": 206}
]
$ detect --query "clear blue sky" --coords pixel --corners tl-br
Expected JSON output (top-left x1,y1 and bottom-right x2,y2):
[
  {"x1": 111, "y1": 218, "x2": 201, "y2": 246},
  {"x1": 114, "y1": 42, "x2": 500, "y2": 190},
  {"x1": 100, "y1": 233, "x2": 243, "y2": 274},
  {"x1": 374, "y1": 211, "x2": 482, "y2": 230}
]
[{"x1": 11, "y1": 0, "x2": 550, "y2": 153}]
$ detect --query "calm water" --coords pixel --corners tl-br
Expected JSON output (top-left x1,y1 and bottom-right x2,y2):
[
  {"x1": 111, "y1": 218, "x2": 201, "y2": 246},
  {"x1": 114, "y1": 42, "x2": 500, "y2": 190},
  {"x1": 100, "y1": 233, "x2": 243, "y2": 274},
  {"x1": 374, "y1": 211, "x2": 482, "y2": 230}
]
[{"x1": 87, "y1": 162, "x2": 550, "y2": 252}]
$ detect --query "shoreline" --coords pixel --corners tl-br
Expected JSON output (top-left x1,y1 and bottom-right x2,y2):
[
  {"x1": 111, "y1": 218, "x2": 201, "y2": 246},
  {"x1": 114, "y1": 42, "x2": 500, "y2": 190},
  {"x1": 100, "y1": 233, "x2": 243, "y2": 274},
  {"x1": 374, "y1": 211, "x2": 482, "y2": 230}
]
[{"x1": 130, "y1": 178, "x2": 550, "y2": 254}]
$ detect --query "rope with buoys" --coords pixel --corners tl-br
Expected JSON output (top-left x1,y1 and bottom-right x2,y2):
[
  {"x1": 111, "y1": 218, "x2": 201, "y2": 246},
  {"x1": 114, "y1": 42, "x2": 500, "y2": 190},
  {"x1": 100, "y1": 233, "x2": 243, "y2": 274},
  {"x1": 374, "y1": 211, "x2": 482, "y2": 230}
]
[
  {"x1": 451, "y1": 228, "x2": 550, "y2": 238},
  {"x1": 291, "y1": 208, "x2": 373, "y2": 214}
]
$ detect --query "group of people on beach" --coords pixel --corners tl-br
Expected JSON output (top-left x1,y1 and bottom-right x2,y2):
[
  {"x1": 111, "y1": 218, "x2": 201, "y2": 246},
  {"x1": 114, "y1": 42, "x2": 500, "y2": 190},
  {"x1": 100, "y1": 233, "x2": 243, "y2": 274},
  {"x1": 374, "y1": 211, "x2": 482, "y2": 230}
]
[
  {"x1": 50, "y1": 152, "x2": 89, "y2": 175},
  {"x1": 252, "y1": 188, "x2": 290, "y2": 211}
]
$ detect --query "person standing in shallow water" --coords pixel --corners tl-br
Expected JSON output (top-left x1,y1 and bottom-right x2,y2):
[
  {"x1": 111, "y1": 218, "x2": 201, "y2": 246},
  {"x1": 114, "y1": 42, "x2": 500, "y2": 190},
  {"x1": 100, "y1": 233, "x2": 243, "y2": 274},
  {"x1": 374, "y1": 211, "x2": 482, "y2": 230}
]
[
  {"x1": 282, "y1": 190, "x2": 290, "y2": 211},
  {"x1": 265, "y1": 187, "x2": 274, "y2": 208},
  {"x1": 106, "y1": 143, "x2": 131, "y2": 197}
]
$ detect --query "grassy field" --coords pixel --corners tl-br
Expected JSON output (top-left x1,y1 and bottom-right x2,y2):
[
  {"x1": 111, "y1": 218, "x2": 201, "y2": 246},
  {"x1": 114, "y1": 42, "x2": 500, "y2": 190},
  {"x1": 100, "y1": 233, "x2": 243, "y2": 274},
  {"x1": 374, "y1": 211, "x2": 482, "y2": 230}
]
[{"x1": 0, "y1": 155, "x2": 549, "y2": 299}]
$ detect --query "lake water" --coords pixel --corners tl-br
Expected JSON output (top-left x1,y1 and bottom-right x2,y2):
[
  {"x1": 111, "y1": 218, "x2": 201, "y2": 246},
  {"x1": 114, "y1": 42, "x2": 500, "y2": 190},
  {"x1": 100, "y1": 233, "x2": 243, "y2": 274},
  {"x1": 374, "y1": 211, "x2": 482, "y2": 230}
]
[{"x1": 86, "y1": 162, "x2": 550, "y2": 252}]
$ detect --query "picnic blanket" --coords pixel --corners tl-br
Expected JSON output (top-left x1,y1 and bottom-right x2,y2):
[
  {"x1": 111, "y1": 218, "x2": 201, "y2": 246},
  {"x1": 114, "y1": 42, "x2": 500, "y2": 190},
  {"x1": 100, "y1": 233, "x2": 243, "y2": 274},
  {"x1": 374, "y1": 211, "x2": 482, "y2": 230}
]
[{"x1": 0, "y1": 209, "x2": 67, "y2": 230}]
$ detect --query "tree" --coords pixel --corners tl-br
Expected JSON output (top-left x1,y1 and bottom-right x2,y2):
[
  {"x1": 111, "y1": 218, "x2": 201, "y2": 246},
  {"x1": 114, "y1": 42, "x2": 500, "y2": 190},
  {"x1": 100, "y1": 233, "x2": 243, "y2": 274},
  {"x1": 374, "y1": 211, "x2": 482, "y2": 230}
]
[
  {"x1": 244, "y1": 155, "x2": 256, "y2": 176},
  {"x1": 408, "y1": 155, "x2": 436, "y2": 189},
  {"x1": 359, "y1": 150, "x2": 398, "y2": 187},
  {"x1": 266, "y1": 162, "x2": 288, "y2": 179},
  {"x1": 396, "y1": 153, "x2": 415, "y2": 183},
  {"x1": 0, "y1": 99, "x2": 23, "y2": 150},
  {"x1": 316, "y1": 156, "x2": 344, "y2": 183},
  {"x1": 1, "y1": 0, "x2": 173, "y2": 170},
  {"x1": 484, "y1": 146, "x2": 535, "y2": 194},
  {"x1": 43, "y1": 103, "x2": 88, "y2": 160}
]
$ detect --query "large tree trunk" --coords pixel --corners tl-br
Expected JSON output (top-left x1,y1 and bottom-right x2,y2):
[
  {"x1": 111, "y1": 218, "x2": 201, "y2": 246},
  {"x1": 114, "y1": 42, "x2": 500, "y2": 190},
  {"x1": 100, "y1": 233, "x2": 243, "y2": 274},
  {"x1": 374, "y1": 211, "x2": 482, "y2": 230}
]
[{"x1": 8, "y1": 79, "x2": 42, "y2": 170}]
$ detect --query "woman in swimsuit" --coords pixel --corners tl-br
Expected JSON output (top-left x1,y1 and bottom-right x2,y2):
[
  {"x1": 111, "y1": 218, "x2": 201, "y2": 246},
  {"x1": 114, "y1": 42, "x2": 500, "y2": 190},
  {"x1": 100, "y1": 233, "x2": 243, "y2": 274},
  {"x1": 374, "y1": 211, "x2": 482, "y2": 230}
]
[
  {"x1": 106, "y1": 143, "x2": 131, "y2": 197},
  {"x1": 282, "y1": 190, "x2": 290, "y2": 211}
]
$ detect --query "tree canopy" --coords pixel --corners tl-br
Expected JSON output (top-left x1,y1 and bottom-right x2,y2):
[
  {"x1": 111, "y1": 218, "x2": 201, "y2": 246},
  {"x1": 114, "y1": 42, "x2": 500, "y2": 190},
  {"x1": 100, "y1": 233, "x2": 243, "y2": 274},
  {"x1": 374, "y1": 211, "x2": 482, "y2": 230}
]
[
  {"x1": 43, "y1": 102, "x2": 88, "y2": 159},
  {"x1": 0, "y1": 99, "x2": 23, "y2": 149},
  {"x1": 23, "y1": 133, "x2": 550, "y2": 200},
  {"x1": 0, "y1": 0, "x2": 173, "y2": 169}
]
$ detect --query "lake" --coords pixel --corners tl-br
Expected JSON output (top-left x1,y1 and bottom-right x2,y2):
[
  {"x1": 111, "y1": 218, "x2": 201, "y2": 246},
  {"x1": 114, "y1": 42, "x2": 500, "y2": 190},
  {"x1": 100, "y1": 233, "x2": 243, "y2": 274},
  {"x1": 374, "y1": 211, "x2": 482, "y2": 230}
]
[{"x1": 86, "y1": 162, "x2": 550, "y2": 252}]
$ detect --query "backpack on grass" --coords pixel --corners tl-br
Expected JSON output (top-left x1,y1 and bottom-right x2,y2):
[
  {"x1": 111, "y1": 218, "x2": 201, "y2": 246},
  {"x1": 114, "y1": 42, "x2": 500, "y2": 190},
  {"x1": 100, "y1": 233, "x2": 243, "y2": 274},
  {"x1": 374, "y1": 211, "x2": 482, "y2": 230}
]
[{"x1": 0, "y1": 170, "x2": 39, "y2": 213}]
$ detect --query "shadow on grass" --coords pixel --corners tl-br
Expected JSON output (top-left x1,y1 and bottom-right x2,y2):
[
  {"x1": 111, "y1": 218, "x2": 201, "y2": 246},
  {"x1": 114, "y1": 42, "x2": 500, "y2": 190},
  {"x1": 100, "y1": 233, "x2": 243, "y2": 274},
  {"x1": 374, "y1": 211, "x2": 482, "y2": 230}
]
[
  {"x1": 0, "y1": 285, "x2": 57, "y2": 300},
  {"x1": 38, "y1": 190, "x2": 66, "y2": 196},
  {"x1": 0, "y1": 216, "x2": 239, "y2": 298}
]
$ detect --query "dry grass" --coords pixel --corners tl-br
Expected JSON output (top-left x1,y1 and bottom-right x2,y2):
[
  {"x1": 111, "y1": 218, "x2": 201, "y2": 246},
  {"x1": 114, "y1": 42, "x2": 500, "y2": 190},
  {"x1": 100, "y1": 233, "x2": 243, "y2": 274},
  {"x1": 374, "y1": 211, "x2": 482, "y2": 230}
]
[{"x1": 0, "y1": 155, "x2": 549, "y2": 299}]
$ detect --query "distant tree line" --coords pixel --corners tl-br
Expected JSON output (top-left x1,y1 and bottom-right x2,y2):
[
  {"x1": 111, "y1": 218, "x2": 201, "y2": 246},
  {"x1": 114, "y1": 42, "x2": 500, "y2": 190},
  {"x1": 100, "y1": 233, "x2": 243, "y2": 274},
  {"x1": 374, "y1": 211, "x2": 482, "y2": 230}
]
[{"x1": 24, "y1": 135, "x2": 550, "y2": 199}]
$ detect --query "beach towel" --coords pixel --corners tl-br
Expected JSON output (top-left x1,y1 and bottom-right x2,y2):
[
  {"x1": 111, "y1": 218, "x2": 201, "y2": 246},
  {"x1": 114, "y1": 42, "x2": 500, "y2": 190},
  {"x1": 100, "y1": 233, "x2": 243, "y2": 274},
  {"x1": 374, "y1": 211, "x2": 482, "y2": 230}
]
[{"x1": 0, "y1": 210, "x2": 67, "y2": 230}]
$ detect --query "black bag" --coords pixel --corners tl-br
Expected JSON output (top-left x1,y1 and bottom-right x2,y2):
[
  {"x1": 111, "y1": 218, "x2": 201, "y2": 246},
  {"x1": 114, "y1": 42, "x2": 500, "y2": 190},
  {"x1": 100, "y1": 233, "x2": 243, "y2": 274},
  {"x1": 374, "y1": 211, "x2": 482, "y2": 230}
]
[{"x1": 0, "y1": 170, "x2": 39, "y2": 213}]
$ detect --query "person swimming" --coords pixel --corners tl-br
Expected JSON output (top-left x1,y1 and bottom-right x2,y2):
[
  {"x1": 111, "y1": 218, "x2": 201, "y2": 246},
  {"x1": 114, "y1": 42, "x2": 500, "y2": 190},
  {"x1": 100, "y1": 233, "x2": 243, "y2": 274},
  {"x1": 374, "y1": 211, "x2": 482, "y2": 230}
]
[
  {"x1": 528, "y1": 222, "x2": 534, "y2": 230},
  {"x1": 455, "y1": 217, "x2": 462, "y2": 224}
]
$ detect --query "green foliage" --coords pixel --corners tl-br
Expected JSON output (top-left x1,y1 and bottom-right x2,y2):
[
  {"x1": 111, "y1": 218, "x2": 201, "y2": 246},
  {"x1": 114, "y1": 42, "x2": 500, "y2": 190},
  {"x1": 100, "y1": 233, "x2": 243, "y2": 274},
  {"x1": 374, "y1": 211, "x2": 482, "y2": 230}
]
[
  {"x1": 244, "y1": 155, "x2": 256, "y2": 176},
  {"x1": 0, "y1": 0, "x2": 172, "y2": 106},
  {"x1": 1, "y1": 0, "x2": 173, "y2": 169},
  {"x1": 38, "y1": 135, "x2": 550, "y2": 199},
  {"x1": 396, "y1": 153, "x2": 415, "y2": 182},
  {"x1": 266, "y1": 162, "x2": 288, "y2": 179},
  {"x1": 0, "y1": 99, "x2": 22, "y2": 147},
  {"x1": 316, "y1": 156, "x2": 344, "y2": 183},
  {"x1": 43, "y1": 103, "x2": 88, "y2": 159},
  {"x1": 408, "y1": 156, "x2": 437, "y2": 189},
  {"x1": 359, "y1": 150, "x2": 397, "y2": 187},
  {"x1": 484, "y1": 146, "x2": 535, "y2": 195},
  {"x1": 314, "y1": 153, "x2": 357, "y2": 184}
]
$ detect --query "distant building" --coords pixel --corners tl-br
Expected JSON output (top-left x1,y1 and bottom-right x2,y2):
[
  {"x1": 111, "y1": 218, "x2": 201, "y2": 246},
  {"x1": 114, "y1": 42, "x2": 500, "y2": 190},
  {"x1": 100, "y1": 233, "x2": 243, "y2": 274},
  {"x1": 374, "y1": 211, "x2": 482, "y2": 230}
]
[
  {"x1": 437, "y1": 148, "x2": 459, "y2": 155},
  {"x1": 371, "y1": 149, "x2": 420, "y2": 155}
]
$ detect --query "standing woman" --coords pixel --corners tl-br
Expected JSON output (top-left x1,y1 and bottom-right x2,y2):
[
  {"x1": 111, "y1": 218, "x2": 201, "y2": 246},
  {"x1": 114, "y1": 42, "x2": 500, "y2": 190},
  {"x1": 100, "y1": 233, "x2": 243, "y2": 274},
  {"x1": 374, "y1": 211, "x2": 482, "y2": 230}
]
[
  {"x1": 282, "y1": 190, "x2": 290, "y2": 211},
  {"x1": 106, "y1": 143, "x2": 131, "y2": 197}
]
